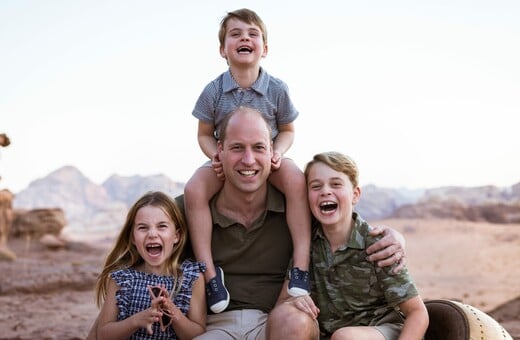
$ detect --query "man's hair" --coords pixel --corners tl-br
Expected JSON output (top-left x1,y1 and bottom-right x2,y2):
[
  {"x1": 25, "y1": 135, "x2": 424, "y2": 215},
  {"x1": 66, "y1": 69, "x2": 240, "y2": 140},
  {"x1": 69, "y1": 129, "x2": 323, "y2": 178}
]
[
  {"x1": 218, "y1": 106, "x2": 272, "y2": 143},
  {"x1": 218, "y1": 8, "x2": 268, "y2": 47},
  {"x1": 304, "y1": 151, "x2": 360, "y2": 188}
]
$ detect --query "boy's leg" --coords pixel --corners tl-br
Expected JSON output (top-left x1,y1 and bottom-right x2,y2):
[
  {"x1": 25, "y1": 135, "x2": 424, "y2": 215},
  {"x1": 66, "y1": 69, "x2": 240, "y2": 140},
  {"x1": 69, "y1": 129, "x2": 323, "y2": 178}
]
[
  {"x1": 269, "y1": 158, "x2": 312, "y2": 296},
  {"x1": 184, "y1": 165, "x2": 229, "y2": 313}
]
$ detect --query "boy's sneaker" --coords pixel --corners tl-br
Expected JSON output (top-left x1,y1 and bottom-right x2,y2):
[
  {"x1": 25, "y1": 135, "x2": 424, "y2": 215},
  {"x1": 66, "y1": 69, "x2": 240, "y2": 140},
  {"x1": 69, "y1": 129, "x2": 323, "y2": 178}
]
[
  {"x1": 288, "y1": 267, "x2": 310, "y2": 297},
  {"x1": 206, "y1": 266, "x2": 230, "y2": 313}
]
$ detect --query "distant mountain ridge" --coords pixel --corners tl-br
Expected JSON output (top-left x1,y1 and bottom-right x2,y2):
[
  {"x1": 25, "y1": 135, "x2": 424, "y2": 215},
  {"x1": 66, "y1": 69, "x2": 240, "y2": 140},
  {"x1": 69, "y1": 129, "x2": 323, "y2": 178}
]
[
  {"x1": 13, "y1": 166, "x2": 184, "y2": 233},
  {"x1": 12, "y1": 166, "x2": 520, "y2": 234}
]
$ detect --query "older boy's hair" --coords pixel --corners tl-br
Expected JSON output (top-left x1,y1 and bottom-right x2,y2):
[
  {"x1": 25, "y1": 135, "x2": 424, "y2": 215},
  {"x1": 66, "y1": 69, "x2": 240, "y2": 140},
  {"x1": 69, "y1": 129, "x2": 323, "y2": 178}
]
[
  {"x1": 304, "y1": 151, "x2": 360, "y2": 188},
  {"x1": 218, "y1": 8, "x2": 268, "y2": 47}
]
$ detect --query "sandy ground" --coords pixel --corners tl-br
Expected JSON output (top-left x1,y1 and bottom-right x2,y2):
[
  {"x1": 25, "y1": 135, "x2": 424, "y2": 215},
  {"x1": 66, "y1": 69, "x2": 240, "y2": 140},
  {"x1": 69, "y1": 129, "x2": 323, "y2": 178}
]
[{"x1": 0, "y1": 218, "x2": 519, "y2": 339}]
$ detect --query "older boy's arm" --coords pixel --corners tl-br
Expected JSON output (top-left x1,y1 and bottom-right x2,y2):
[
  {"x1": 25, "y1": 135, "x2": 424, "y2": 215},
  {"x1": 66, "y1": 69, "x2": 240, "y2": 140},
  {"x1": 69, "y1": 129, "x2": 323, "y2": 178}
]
[
  {"x1": 366, "y1": 225, "x2": 406, "y2": 274},
  {"x1": 398, "y1": 296, "x2": 429, "y2": 340}
]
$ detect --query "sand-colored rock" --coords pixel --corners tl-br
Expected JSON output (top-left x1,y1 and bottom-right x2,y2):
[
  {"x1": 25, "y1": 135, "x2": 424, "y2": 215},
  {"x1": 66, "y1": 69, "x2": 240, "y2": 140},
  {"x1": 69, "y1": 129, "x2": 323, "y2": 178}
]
[
  {"x1": 0, "y1": 245, "x2": 16, "y2": 261},
  {"x1": 11, "y1": 208, "x2": 67, "y2": 238},
  {"x1": 39, "y1": 233, "x2": 67, "y2": 249},
  {"x1": 0, "y1": 189, "x2": 15, "y2": 261}
]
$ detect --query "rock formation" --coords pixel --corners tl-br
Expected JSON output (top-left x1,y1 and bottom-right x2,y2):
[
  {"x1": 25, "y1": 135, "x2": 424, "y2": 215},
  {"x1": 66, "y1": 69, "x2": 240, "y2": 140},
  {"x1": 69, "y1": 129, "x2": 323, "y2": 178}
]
[
  {"x1": 11, "y1": 207, "x2": 68, "y2": 249},
  {"x1": 0, "y1": 189, "x2": 16, "y2": 261},
  {"x1": 11, "y1": 208, "x2": 67, "y2": 238}
]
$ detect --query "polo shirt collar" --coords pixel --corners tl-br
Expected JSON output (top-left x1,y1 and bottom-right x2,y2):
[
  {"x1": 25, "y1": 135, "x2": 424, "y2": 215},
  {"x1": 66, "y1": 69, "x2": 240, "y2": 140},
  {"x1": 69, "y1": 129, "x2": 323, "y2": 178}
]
[
  {"x1": 313, "y1": 212, "x2": 366, "y2": 250},
  {"x1": 210, "y1": 183, "x2": 285, "y2": 228},
  {"x1": 222, "y1": 67, "x2": 269, "y2": 95}
]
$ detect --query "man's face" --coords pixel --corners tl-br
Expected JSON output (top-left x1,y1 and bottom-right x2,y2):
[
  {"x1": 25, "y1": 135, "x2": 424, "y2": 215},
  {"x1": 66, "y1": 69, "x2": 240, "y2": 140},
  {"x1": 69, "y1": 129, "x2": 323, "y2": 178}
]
[{"x1": 218, "y1": 111, "x2": 272, "y2": 194}]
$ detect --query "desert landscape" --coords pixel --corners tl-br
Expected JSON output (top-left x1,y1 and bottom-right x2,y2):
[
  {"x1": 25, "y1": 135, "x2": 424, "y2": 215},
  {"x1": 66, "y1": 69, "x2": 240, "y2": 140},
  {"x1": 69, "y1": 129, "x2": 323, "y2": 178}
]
[{"x1": 0, "y1": 217, "x2": 518, "y2": 339}]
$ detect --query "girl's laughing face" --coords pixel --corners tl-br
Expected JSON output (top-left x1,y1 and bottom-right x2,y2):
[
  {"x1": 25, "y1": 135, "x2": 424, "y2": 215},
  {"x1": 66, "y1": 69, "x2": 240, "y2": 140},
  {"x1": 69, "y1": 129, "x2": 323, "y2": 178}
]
[{"x1": 132, "y1": 205, "x2": 179, "y2": 274}]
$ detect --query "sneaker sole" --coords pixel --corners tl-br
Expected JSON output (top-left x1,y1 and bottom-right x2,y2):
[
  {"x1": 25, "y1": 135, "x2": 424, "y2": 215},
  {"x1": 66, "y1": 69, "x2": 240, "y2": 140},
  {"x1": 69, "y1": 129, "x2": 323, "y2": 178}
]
[
  {"x1": 210, "y1": 298, "x2": 230, "y2": 313},
  {"x1": 209, "y1": 268, "x2": 230, "y2": 313},
  {"x1": 288, "y1": 286, "x2": 309, "y2": 297}
]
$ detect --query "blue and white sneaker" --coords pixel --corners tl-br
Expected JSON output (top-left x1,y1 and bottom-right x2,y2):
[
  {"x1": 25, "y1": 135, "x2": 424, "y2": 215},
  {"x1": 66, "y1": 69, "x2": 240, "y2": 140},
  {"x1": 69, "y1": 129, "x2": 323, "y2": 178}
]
[
  {"x1": 288, "y1": 267, "x2": 310, "y2": 297},
  {"x1": 206, "y1": 266, "x2": 230, "y2": 313}
]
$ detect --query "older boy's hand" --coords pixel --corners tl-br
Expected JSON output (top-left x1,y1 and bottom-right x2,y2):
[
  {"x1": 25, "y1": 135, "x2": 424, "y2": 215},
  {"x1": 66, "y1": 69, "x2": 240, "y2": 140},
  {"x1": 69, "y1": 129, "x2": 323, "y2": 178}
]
[{"x1": 366, "y1": 225, "x2": 406, "y2": 274}]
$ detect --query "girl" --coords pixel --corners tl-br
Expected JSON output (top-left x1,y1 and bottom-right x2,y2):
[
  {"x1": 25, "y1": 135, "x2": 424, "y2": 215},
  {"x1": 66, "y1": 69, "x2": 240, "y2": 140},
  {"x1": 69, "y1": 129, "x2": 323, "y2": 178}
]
[{"x1": 94, "y1": 191, "x2": 206, "y2": 339}]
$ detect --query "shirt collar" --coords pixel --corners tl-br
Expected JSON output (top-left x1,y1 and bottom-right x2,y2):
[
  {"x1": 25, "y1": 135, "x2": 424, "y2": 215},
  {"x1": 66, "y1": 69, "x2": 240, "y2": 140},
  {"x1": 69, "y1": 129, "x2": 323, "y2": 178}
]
[
  {"x1": 312, "y1": 212, "x2": 368, "y2": 250},
  {"x1": 222, "y1": 67, "x2": 269, "y2": 95},
  {"x1": 210, "y1": 183, "x2": 285, "y2": 228}
]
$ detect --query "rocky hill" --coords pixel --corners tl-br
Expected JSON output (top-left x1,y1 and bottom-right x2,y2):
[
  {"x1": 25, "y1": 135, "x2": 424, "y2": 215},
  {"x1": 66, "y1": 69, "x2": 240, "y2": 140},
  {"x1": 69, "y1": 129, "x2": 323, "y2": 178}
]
[
  {"x1": 392, "y1": 183, "x2": 520, "y2": 223},
  {"x1": 355, "y1": 184, "x2": 424, "y2": 220},
  {"x1": 12, "y1": 166, "x2": 520, "y2": 234},
  {"x1": 13, "y1": 166, "x2": 184, "y2": 234}
]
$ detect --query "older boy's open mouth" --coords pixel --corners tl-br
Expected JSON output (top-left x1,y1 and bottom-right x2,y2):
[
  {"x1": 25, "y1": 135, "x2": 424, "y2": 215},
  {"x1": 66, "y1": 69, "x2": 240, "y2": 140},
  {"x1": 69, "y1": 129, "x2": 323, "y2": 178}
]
[{"x1": 320, "y1": 201, "x2": 338, "y2": 212}]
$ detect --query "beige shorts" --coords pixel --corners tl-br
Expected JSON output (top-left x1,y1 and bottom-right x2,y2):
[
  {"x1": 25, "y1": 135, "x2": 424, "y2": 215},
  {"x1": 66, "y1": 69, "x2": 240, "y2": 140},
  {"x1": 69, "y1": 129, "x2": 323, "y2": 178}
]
[
  {"x1": 193, "y1": 309, "x2": 267, "y2": 340},
  {"x1": 374, "y1": 323, "x2": 403, "y2": 340},
  {"x1": 320, "y1": 323, "x2": 402, "y2": 340}
]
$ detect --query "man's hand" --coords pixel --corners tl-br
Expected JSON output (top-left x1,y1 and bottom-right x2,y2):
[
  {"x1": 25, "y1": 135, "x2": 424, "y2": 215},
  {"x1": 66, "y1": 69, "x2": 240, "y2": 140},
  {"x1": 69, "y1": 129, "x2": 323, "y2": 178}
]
[
  {"x1": 366, "y1": 225, "x2": 406, "y2": 274},
  {"x1": 284, "y1": 295, "x2": 320, "y2": 320}
]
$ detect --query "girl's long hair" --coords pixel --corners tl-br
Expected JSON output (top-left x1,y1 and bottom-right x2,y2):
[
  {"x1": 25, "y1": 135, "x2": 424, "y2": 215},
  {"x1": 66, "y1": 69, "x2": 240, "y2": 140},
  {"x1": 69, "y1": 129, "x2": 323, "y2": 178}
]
[{"x1": 95, "y1": 191, "x2": 187, "y2": 307}]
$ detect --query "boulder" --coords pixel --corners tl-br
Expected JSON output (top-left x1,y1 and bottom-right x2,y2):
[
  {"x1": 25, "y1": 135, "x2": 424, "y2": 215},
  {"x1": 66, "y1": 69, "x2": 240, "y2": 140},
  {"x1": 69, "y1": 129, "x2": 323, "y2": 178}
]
[
  {"x1": 11, "y1": 208, "x2": 67, "y2": 239},
  {"x1": 0, "y1": 189, "x2": 15, "y2": 261},
  {"x1": 39, "y1": 233, "x2": 67, "y2": 250}
]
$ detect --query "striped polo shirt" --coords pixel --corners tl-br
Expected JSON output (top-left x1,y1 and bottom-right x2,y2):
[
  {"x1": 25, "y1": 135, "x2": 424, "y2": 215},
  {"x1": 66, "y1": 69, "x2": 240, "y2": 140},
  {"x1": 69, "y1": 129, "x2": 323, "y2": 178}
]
[{"x1": 192, "y1": 67, "x2": 299, "y2": 139}]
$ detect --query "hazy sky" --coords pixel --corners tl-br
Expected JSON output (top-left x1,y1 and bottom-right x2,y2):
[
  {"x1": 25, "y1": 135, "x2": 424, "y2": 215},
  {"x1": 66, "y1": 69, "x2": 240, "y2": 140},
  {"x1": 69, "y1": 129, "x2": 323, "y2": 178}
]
[{"x1": 1, "y1": 0, "x2": 519, "y2": 193}]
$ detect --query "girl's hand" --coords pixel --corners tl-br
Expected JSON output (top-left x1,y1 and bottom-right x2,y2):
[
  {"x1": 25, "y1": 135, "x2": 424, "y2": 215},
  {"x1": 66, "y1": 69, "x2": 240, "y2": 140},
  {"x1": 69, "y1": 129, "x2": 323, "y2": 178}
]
[
  {"x1": 132, "y1": 300, "x2": 163, "y2": 335},
  {"x1": 160, "y1": 296, "x2": 180, "y2": 322},
  {"x1": 148, "y1": 284, "x2": 177, "y2": 331}
]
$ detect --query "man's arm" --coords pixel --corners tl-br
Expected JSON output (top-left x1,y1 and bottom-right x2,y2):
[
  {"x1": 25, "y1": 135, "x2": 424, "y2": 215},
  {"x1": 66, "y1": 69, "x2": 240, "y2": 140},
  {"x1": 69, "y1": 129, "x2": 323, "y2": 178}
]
[{"x1": 366, "y1": 225, "x2": 406, "y2": 274}]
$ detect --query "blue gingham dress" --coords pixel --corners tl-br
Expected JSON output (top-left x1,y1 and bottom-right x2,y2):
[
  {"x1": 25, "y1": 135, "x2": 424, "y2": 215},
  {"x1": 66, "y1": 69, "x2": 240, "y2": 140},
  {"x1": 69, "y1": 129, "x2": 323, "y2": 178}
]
[{"x1": 111, "y1": 259, "x2": 205, "y2": 339}]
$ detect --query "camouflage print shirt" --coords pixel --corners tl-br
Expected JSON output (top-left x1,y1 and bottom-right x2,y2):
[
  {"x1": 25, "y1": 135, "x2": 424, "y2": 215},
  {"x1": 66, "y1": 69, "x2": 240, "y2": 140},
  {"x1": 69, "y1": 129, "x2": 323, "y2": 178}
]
[{"x1": 310, "y1": 212, "x2": 419, "y2": 336}]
